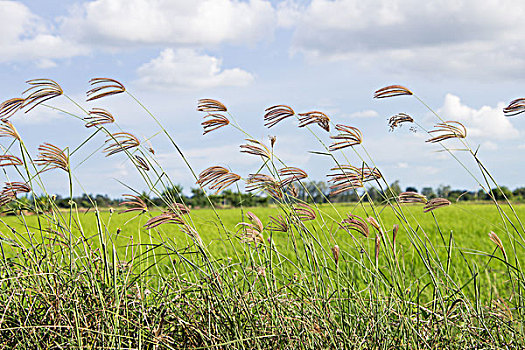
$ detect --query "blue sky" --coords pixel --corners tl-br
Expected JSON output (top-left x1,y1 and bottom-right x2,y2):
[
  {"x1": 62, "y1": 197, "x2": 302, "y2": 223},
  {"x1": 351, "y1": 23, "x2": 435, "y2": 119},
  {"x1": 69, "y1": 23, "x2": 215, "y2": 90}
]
[{"x1": 1, "y1": 0, "x2": 525, "y2": 197}]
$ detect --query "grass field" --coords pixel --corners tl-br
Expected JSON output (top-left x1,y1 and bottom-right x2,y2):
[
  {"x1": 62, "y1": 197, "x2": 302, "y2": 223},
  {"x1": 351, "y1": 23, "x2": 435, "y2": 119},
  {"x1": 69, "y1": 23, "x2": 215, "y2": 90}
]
[
  {"x1": 1, "y1": 79, "x2": 524, "y2": 348},
  {"x1": 3, "y1": 202, "x2": 521, "y2": 303}
]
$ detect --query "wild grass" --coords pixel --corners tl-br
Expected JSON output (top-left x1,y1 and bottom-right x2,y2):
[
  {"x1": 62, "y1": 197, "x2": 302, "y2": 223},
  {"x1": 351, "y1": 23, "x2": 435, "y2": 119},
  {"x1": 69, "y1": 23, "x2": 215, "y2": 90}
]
[{"x1": 0, "y1": 80, "x2": 524, "y2": 349}]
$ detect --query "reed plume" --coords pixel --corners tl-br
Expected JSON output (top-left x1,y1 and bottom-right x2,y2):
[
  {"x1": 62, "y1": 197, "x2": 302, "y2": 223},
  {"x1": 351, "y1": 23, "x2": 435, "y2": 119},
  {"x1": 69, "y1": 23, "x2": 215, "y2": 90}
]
[
  {"x1": 0, "y1": 192, "x2": 15, "y2": 206},
  {"x1": 331, "y1": 245, "x2": 340, "y2": 266},
  {"x1": 398, "y1": 191, "x2": 428, "y2": 204},
  {"x1": 202, "y1": 114, "x2": 230, "y2": 134},
  {"x1": 423, "y1": 198, "x2": 451, "y2": 213},
  {"x1": 0, "y1": 121, "x2": 21, "y2": 141},
  {"x1": 22, "y1": 79, "x2": 63, "y2": 112},
  {"x1": 298, "y1": 111, "x2": 330, "y2": 132},
  {"x1": 503, "y1": 98, "x2": 525, "y2": 117},
  {"x1": 340, "y1": 214, "x2": 369, "y2": 238},
  {"x1": 197, "y1": 99, "x2": 227, "y2": 112},
  {"x1": 240, "y1": 139, "x2": 271, "y2": 159},
  {"x1": 133, "y1": 155, "x2": 150, "y2": 171},
  {"x1": 392, "y1": 224, "x2": 399, "y2": 257},
  {"x1": 246, "y1": 173, "x2": 282, "y2": 199},
  {"x1": 237, "y1": 211, "x2": 264, "y2": 245},
  {"x1": 86, "y1": 78, "x2": 125, "y2": 101},
  {"x1": 330, "y1": 124, "x2": 362, "y2": 151},
  {"x1": 388, "y1": 113, "x2": 414, "y2": 131},
  {"x1": 278, "y1": 167, "x2": 308, "y2": 187},
  {"x1": 35, "y1": 143, "x2": 69, "y2": 172},
  {"x1": 293, "y1": 203, "x2": 316, "y2": 221},
  {"x1": 268, "y1": 215, "x2": 289, "y2": 232},
  {"x1": 119, "y1": 194, "x2": 148, "y2": 214},
  {"x1": 103, "y1": 132, "x2": 140, "y2": 156},
  {"x1": 374, "y1": 85, "x2": 413, "y2": 99},
  {"x1": 85, "y1": 108, "x2": 115, "y2": 128},
  {"x1": 167, "y1": 202, "x2": 191, "y2": 215},
  {"x1": 2, "y1": 182, "x2": 31, "y2": 197},
  {"x1": 488, "y1": 231, "x2": 507, "y2": 261},
  {"x1": 0, "y1": 155, "x2": 23, "y2": 167},
  {"x1": 426, "y1": 121, "x2": 467, "y2": 143},
  {"x1": 264, "y1": 105, "x2": 295, "y2": 128},
  {"x1": 328, "y1": 165, "x2": 381, "y2": 196},
  {"x1": 196, "y1": 166, "x2": 241, "y2": 194},
  {"x1": 0, "y1": 98, "x2": 24, "y2": 119}
]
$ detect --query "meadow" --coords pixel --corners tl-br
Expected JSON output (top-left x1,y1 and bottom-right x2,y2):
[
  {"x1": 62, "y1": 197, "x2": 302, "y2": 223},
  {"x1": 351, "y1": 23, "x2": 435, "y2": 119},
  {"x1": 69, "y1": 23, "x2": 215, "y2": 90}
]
[{"x1": 0, "y1": 79, "x2": 524, "y2": 349}]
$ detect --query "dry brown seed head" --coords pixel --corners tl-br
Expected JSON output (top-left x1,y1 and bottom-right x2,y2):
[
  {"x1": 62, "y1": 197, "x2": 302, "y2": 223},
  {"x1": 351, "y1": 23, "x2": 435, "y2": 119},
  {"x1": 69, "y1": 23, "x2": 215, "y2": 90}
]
[
  {"x1": 119, "y1": 194, "x2": 148, "y2": 214},
  {"x1": 269, "y1": 135, "x2": 276, "y2": 148},
  {"x1": 35, "y1": 143, "x2": 69, "y2": 172},
  {"x1": 330, "y1": 124, "x2": 362, "y2": 151},
  {"x1": 293, "y1": 203, "x2": 316, "y2": 221},
  {"x1": 246, "y1": 173, "x2": 283, "y2": 199},
  {"x1": 423, "y1": 198, "x2": 451, "y2": 213},
  {"x1": 278, "y1": 166, "x2": 308, "y2": 188},
  {"x1": 426, "y1": 121, "x2": 467, "y2": 143},
  {"x1": 332, "y1": 245, "x2": 340, "y2": 266},
  {"x1": 0, "y1": 155, "x2": 23, "y2": 167},
  {"x1": 86, "y1": 78, "x2": 125, "y2": 101},
  {"x1": 0, "y1": 192, "x2": 15, "y2": 206},
  {"x1": 367, "y1": 217, "x2": 381, "y2": 231},
  {"x1": 340, "y1": 213, "x2": 369, "y2": 238},
  {"x1": 398, "y1": 191, "x2": 428, "y2": 204},
  {"x1": 103, "y1": 132, "x2": 140, "y2": 157},
  {"x1": 374, "y1": 85, "x2": 413, "y2": 99},
  {"x1": 0, "y1": 98, "x2": 24, "y2": 119},
  {"x1": 264, "y1": 105, "x2": 295, "y2": 128},
  {"x1": 488, "y1": 231, "x2": 507, "y2": 261},
  {"x1": 298, "y1": 111, "x2": 330, "y2": 132},
  {"x1": 197, "y1": 98, "x2": 227, "y2": 112},
  {"x1": 144, "y1": 211, "x2": 184, "y2": 229},
  {"x1": 503, "y1": 98, "x2": 525, "y2": 117},
  {"x1": 22, "y1": 79, "x2": 63, "y2": 112},
  {"x1": 268, "y1": 215, "x2": 289, "y2": 232},
  {"x1": 196, "y1": 166, "x2": 241, "y2": 194},
  {"x1": 388, "y1": 113, "x2": 414, "y2": 131},
  {"x1": 2, "y1": 182, "x2": 31, "y2": 197},
  {"x1": 85, "y1": 108, "x2": 115, "y2": 128},
  {"x1": 240, "y1": 139, "x2": 272, "y2": 159},
  {"x1": 168, "y1": 202, "x2": 190, "y2": 215},
  {"x1": 0, "y1": 120, "x2": 21, "y2": 141},
  {"x1": 201, "y1": 113, "x2": 230, "y2": 134},
  {"x1": 236, "y1": 212, "x2": 264, "y2": 245},
  {"x1": 392, "y1": 224, "x2": 399, "y2": 253},
  {"x1": 133, "y1": 155, "x2": 150, "y2": 171}
]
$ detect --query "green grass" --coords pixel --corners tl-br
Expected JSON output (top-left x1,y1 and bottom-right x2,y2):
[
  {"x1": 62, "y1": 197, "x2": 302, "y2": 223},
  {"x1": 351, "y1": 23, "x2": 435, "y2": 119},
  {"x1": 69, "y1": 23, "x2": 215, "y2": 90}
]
[{"x1": 1, "y1": 78, "x2": 524, "y2": 349}]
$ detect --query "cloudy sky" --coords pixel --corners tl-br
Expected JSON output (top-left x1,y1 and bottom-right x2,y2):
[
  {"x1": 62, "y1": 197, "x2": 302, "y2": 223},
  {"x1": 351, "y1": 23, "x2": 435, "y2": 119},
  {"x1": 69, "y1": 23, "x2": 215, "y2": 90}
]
[{"x1": 1, "y1": 0, "x2": 525, "y2": 197}]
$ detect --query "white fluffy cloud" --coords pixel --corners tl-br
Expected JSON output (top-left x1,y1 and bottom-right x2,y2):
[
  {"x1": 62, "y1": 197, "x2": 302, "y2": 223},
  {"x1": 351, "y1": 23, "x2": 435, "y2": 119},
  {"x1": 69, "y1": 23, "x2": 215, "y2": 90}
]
[
  {"x1": 136, "y1": 48, "x2": 254, "y2": 89},
  {"x1": 61, "y1": 0, "x2": 276, "y2": 46},
  {"x1": 0, "y1": 1, "x2": 87, "y2": 64},
  {"x1": 438, "y1": 93, "x2": 519, "y2": 140},
  {"x1": 284, "y1": 0, "x2": 525, "y2": 78}
]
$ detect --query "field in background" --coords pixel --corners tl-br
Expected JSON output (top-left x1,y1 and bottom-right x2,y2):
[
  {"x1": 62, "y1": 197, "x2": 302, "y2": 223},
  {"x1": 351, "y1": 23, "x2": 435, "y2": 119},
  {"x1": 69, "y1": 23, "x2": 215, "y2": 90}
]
[{"x1": 3, "y1": 203, "x2": 520, "y2": 302}]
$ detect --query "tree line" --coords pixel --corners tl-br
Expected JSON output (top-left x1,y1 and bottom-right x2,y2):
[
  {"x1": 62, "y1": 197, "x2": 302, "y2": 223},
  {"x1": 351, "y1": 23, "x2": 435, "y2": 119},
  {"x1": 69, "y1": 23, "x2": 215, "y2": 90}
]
[{"x1": 8, "y1": 181, "x2": 525, "y2": 213}]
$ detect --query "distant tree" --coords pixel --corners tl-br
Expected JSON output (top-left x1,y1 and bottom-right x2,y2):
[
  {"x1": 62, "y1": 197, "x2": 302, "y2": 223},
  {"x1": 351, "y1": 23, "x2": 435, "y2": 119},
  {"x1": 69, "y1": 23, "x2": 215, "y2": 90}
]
[
  {"x1": 405, "y1": 186, "x2": 418, "y2": 193},
  {"x1": 421, "y1": 187, "x2": 436, "y2": 199},
  {"x1": 436, "y1": 185, "x2": 451, "y2": 198}
]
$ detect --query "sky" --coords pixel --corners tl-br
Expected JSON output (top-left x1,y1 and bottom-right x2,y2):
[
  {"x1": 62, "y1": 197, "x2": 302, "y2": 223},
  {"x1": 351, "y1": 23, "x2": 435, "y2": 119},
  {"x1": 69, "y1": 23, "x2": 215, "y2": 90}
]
[{"x1": 1, "y1": 0, "x2": 525, "y2": 198}]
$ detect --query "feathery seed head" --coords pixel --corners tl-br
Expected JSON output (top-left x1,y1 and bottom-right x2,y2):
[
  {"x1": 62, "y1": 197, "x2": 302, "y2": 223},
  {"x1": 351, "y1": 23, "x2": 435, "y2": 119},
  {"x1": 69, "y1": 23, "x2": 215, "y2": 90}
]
[{"x1": 87, "y1": 78, "x2": 125, "y2": 101}]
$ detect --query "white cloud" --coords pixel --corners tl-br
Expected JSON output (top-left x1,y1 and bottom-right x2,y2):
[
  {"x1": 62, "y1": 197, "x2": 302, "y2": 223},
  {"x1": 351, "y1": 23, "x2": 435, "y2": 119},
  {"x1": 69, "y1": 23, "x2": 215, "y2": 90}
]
[
  {"x1": 136, "y1": 48, "x2": 254, "y2": 90},
  {"x1": 62, "y1": 0, "x2": 276, "y2": 47},
  {"x1": 283, "y1": 0, "x2": 525, "y2": 79},
  {"x1": 0, "y1": 1, "x2": 87, "y2": 64},
  {"x1": 348, "y1": 110, "x2": 378, "y2": 118},
  {"x1": 437, "y1": 93, "x2": 519, "y2": 140}
]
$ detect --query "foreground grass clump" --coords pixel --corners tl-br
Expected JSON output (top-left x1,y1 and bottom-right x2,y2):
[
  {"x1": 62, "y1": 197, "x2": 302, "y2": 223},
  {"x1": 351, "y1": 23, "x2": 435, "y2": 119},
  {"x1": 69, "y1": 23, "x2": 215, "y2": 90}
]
[{"x1": 0, "y1": 79, "x2": 524, "y2": 348}]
